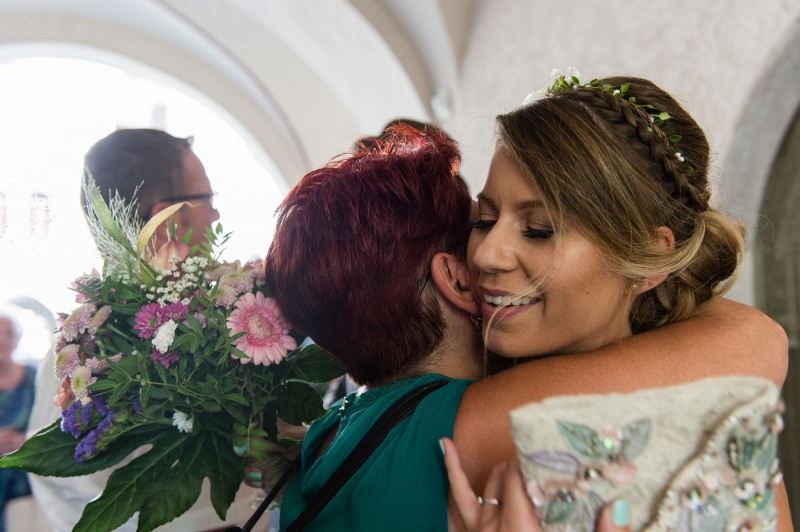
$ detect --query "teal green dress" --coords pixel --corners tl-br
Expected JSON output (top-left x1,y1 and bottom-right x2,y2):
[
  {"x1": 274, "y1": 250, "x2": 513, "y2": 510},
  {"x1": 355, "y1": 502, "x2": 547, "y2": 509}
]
[{"x1": 279, "y1": 374, "x2": 473, "y2": 531}]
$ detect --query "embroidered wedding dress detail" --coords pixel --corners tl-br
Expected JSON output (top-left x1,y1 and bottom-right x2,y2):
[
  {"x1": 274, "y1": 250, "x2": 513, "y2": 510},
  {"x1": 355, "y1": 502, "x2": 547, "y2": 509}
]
[{"x1": 510, "y1": 376, "x2": 783, "y2": 531}]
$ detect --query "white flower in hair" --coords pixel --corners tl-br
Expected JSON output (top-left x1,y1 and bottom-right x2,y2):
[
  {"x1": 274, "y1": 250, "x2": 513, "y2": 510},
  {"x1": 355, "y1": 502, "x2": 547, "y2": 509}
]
[
  {"x1": 523, "y1": 66, "x2": 583, "y2": 105},
  {"x1": 523, "y1": 88, "x2": 547, "y2": 105},
  {"x1": 563, "y1": 66, "x2": 581, "y2": 82}
]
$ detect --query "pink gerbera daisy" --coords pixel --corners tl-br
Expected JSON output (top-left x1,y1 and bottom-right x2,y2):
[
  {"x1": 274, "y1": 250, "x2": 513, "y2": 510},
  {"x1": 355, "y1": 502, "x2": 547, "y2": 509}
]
[{"x1": 226, "y1": 292, "x2": 296, "y2": 366}]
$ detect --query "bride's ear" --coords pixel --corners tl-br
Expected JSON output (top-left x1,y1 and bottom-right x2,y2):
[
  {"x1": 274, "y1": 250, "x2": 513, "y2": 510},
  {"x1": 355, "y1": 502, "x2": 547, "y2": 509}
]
[
  {"x1": 430, "y1": 252, "x2": 479, "y2": 315},
  {"x1": 634, "y1": 226, "x2": 676, "y2": 294}
]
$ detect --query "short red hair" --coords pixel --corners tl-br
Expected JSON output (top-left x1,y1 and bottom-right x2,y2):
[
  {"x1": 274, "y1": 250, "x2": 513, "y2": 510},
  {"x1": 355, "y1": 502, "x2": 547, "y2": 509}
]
[{"x1": 265, "y1": 126, "x2": 470, "y2": 386}]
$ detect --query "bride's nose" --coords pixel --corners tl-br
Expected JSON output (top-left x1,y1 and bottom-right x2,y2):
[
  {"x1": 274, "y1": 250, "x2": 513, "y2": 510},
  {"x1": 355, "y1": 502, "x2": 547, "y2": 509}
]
[{"x1": 471, "y1": 222, "x2": 519, "y2": 274}]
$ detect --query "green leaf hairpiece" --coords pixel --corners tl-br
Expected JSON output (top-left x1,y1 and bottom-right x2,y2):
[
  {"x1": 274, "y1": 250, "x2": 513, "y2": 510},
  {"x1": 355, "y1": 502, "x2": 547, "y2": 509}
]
[{"x1": 524, "y1": 67, "x2": 694, "y2": 172}]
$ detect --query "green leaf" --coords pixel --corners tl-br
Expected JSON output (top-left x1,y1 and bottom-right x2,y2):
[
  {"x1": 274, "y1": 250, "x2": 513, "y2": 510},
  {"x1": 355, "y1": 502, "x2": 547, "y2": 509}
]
[
  {"x1": 136, "y1": 436, "x2": 207, "y2": 531},
  {"x1": 199, "y1": 430, "x2": 244, "y2": 520},
  {"x1": 109, "y1": 380, "x2": 134, "y2": 406},
  {"x1": 220, "y1": 393, "x2": 251, "y2": 407},
  {"x1": 84, "y1": 178, "x2": 137, "y2": 256},
  {"x1": 620, "y1": 83, "x2": 630, "y2": 93},
  {"x1": 290, "y1": 345, "x2": 344, "y2": 383},
  {"x1": 658, "y1": 111, "x2": 671, "y2": 121},
  {"x1": 73, "y1": 428, "x2": 190, "y2": 532},
  {"x1": 89, "y1": 380, "x2": 119, "y2": 392},
  {"x1": 185, "y1": 312, "x2": 204, "y2": 335},
  {"x1": 0, "y1": 423, "x2": 169, "y2": 477},
  {"x1": 140, "y1": 383, "x2": 152, "y2": 405},
  {"x1": 275, "y1": 381, "x2": 326, "y2": 426},
  {"x1": 668, "y1": 134, "x2": 683, "y2": 143}
]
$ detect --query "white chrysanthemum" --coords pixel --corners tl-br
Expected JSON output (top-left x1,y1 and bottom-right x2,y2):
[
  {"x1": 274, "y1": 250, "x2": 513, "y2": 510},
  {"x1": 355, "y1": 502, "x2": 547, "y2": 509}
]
[
  {"x1": 172, "y1": 411, "x2": 194, "y2": 433},
  {"x1": 152, "y1": 319, "x2": 178, "y2": 353},
  {"x1": 564, "y1": 66, "x2": 581, "y2": 81}
]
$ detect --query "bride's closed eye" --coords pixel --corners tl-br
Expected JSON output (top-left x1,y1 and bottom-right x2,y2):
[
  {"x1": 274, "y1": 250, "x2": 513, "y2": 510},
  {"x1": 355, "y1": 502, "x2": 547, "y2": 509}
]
[
  {"x1": 470, "y1": 219, "x2": 495, "y2": 230},
  {"x1": 522, "y1": 227, "x2": 554, "y2": 239}
]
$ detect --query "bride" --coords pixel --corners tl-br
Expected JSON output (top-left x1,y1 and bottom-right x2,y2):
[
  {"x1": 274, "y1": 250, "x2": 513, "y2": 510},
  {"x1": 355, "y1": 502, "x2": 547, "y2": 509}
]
[{"x1": 263, "y1": 74, "x2": 789, "y2": 530}]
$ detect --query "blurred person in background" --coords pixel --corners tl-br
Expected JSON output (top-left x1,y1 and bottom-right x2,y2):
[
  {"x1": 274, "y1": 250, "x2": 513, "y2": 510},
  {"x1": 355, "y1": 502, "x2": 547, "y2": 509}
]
[{"x1": 0, "y1": 306, "x2": 36, "y2": 532}]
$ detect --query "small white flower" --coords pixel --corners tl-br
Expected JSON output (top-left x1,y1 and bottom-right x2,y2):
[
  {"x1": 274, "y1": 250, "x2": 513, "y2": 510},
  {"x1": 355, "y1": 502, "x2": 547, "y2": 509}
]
[
  {"x1": 152, "y1": 319, "x2": 178, "y2": 353},
  {"x1": 613, "y1": 89, "x2": 621, "y2": 95},
  {"x1": 523, "y1": 88, "x2": 547, "y2": 105},
  {"x1": 172, "y1": 411, "x2": 194, "y2": 433},
  {"x1": 564, "y1": 66, "x2": 581, "y2": 81},
  {"x1": 675, "y1": 152, "x2": 685, "y2": 162}
]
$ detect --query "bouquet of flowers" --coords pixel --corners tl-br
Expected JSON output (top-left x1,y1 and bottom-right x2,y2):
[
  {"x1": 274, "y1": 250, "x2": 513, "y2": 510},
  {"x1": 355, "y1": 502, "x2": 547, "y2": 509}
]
[{"x1": 0, "y1": 183, "x2": 342, "y2": 531}]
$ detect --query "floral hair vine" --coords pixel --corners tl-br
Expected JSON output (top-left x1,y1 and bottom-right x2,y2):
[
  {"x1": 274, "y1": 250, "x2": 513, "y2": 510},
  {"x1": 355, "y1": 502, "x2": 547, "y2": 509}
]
[{"x1": 524, "y1": 67, "x2": 694, "y2": 173}]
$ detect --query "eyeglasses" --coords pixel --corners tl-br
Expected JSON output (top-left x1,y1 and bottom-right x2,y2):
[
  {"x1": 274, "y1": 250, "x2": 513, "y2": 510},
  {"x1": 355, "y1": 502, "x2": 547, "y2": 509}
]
[{"x1": 161, "y1": 191, "x2": 217, "y2": 209}]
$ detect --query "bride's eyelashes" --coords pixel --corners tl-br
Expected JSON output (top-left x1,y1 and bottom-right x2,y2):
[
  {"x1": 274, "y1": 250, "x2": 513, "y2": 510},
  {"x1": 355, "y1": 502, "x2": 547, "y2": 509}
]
[
  {"x1": 470, "y1": 218, "x2": 494, "y2": 230},
  {"x1": 522, "y1": 227, "x2": 554, "y2": 240},
  {"x1": 470, "y1": 218, "x2": 554, "y2": 240}
]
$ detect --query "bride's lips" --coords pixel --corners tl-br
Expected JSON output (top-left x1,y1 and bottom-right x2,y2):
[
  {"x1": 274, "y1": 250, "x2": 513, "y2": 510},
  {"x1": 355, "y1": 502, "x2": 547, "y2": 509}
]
[{"x1": 479, "y1": 289, "x2": 541, "y2": 320}]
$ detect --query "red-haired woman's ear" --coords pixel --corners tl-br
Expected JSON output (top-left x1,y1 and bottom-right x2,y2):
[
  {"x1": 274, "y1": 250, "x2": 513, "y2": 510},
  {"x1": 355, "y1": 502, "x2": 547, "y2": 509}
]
[{"x1": 430, "y1": 252, "x2": 479, "y2": 315}]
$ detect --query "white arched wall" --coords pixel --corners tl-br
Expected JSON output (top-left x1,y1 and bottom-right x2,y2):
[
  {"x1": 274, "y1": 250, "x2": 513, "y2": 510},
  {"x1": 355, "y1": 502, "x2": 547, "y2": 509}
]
[
  {"x1": 0, "y1": 0, "x2": 433, "y2": 188},
  {"x1": 0, "y1": 5, "x2": 307, "y2": 189}
]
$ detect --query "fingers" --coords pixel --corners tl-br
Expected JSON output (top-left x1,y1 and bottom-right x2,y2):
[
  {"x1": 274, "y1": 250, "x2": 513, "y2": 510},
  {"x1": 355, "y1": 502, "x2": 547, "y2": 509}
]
[
  {"x1": 441, "y1": 437, "x2": 481, "y2": 530},
  {"x1": 496, "y1": 458, "x2": 540, "y2": 531},
  {"x1": 597, "y1": 499, "x2": 631, "y2": 532},
  {"x1": 477, "y1": 460, "x2": 506, "y2": 530}
]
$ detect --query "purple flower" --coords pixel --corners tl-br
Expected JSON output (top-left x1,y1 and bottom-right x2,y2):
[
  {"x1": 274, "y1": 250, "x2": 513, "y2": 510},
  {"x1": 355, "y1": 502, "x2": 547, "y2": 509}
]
[
  {"x1": 150, "y1": 349, "x2": 180, "y2": 369},
  {"x1": 80, "y1": 404, "x2": 92, "y2": 425},
  {"x1": 88, "y1": 305, "x2": 113, "y2": 335},
  {"x1": 93, "y1": 395, "x2": 110, "y2": 417},
  {"x1": 163, "y1": 301, "x2": 189, "y2": 322},
  {"x1": 55, "y1": 344, "x2": 80, "y2": 380},
  {"x1": 74, "y1": 429, "x2": 98, "y2": 462},
  {"x1": 134, "y1": 303, "x2": 164, "y2": 339},
  {"x1": 132, "y1": 396, "x2": 142, "y2": 413},
  {"x1": 61, "y1": 402, "x2": 82, "y2": 438},
  {"x1": 61, "y1": 303, "x2": 97, "y2": 342}
]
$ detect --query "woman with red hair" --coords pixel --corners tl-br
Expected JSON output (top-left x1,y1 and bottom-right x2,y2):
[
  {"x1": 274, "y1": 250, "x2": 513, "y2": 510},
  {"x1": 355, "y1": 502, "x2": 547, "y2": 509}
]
[{"x1": 265, "y1": 123, "x2": 787, "y2": 530}]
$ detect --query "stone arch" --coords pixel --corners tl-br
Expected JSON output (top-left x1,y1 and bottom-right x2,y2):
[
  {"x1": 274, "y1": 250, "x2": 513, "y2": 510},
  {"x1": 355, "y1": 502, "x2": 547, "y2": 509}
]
[
  {"x1": 754, "y1": 104, "x2": 800, "y2": 519},
  {"x1": 727, "y1": 18, "x2": 800, "y2": 519},
  {"x1": 0, "y1": 6, "x2": 312, "y2": 189}
]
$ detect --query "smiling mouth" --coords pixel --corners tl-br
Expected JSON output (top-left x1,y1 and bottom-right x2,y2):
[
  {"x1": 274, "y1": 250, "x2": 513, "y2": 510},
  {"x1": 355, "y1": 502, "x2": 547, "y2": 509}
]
[{"x1": 483, "y1": 294, "x2": 541, "y2": 307}]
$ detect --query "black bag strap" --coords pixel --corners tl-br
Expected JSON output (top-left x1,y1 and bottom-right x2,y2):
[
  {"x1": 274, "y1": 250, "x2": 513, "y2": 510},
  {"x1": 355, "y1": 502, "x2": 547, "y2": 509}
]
[
  {"x1": 227, "y1": 457, "x2": 300, "y2": 532},
  {"x1": 284, "y1": 378, "x2": 448, "y2": 532},
  {"x1": 230, "y1": 379, "x2": 447, "y2": 532}
]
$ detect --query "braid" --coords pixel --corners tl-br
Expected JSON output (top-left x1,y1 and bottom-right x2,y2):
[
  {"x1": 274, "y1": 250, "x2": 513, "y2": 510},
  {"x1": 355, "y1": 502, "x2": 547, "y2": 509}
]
[{"x1": 575, "y1": 87, "x2": 710, "y2": 212}]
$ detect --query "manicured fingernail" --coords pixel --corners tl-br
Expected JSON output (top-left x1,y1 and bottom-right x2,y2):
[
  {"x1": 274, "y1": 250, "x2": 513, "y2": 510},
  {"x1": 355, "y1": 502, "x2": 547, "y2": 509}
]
[
  {"x1": 247, "y1": 471, "x2": 262, "y2": 481},
  {"x1": 233, "y1": 444, "x2": 249, "y2": 456},
  {"x1": 612, "y1": 499, "x2": 630, "y2": 526},
  {"x1": 438, "y1": 438, "x2": 446, "y2": 457}
]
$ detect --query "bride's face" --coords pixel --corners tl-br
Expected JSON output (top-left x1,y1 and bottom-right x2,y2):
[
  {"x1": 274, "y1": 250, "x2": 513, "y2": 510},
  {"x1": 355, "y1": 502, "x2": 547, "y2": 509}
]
[{"x1": 467, "y1": 148, "x2": 633, "y2": 359}]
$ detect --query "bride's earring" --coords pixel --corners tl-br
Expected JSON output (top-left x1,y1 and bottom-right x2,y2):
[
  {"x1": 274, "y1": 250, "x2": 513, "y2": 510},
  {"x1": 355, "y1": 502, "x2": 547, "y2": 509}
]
[{"x1": 471, "y1": 315, "x2": 483, "y2": 330}]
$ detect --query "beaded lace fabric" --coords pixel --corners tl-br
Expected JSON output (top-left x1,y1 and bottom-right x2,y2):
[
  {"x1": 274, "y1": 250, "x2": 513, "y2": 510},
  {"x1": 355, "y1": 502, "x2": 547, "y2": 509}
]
[{"x1": 510, "y1": 376, "x2": 783, "y2": 531}]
